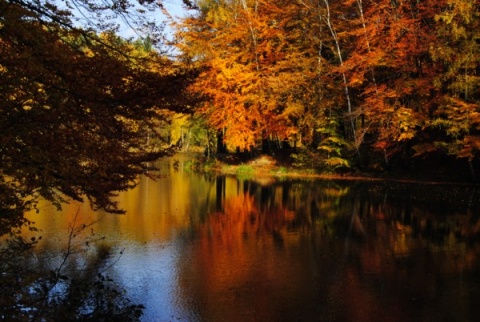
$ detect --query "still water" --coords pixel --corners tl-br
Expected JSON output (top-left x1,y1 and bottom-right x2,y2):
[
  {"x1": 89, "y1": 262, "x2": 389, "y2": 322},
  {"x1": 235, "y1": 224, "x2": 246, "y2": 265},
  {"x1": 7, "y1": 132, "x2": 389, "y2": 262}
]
[{"x1": 27, "y1": 154, "x2": 480, "y2": 321}]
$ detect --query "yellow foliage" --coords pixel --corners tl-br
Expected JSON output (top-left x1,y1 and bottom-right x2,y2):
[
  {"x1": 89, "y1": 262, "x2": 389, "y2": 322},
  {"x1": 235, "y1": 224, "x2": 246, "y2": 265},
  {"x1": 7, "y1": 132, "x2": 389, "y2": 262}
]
[
  {"x1": 282, "y1": 101, "x2": 304, "y2": 118},
  {"x1": 170, "y1": 114, "x2": 190, "y2": 144}
]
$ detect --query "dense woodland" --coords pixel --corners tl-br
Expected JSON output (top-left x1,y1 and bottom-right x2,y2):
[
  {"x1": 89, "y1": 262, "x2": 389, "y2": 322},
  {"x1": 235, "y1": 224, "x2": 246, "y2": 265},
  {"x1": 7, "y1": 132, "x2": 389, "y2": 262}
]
[
  {"x1": 175, "y1": 0, "x2": 480, "y2": 179},
  {"x1": 0, "y1": 0, "x2": 199, "y2": 220}
]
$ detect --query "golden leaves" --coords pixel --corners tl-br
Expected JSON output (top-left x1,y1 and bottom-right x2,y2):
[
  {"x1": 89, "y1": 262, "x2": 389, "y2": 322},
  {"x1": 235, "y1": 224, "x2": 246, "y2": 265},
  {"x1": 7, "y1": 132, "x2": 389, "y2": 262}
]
[{"x1": 179, "y1": 0, "x2": 317, "y2": 150}]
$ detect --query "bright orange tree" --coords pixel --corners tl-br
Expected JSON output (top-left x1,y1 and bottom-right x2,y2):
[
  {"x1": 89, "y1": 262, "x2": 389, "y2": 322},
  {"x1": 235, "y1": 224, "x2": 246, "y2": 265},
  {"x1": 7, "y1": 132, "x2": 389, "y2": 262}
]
[
  {"x1": 336, "y1": 0, "x2": 438, "y2": 165},
  {"x1": 177, "y1": 0, "x2": 324, "y2": 151}
]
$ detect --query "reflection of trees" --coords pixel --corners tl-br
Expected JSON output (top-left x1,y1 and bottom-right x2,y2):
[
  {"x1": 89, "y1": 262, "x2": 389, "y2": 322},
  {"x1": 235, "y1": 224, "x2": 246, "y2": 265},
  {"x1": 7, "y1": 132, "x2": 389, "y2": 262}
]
[
  {"x1": 200, "y1": 192, "x2": 296, "y2": 244},
  {"x1": 0, "y1": 214, "x2": 143, "y2": 321},
  {"x1": 177, "y1": 177, "x2": 480, "y2": 321},
  {"x1": 215, "y1": 176, "x2": 225, "y2": 212},
  {"x1": 198, "y1": 178, "x2": 480, "y2": 255}
]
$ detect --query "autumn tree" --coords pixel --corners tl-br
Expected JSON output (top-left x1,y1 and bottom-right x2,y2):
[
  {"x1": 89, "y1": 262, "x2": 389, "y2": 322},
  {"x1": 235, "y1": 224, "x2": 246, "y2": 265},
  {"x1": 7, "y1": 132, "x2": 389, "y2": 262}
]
[
  {"x1": 177, "y1": 0, "x2": 325, "y2": 152},
  {"x1": 0, "y1": 0, "x2": 193, "y2": 222},
  {"x1": 333, "y1": 0, "x2": 436, "y2": 167},
  {"x1": 414, "y1": 0, "x2": 480, "y2": 177}
]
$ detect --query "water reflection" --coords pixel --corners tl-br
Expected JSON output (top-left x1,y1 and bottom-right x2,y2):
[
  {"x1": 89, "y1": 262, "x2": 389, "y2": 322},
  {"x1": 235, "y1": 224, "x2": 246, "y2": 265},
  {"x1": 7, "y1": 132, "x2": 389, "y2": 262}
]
[
  {"x1": 23, "y1": 155, "x2": 480, "y2": 321},
  {"x1": 1, "y1": 213, "x2": 144, "y2": 321},
  {"x1": 174, "y1": 177, "x2": 480, "y2": 322}
]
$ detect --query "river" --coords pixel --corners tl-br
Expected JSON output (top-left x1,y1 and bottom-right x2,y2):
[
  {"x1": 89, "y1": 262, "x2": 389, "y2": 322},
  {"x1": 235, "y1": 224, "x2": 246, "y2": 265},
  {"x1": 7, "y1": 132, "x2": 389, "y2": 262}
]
[{"x1": 25, "y1": 154, "x2": 480, "y2": 321}]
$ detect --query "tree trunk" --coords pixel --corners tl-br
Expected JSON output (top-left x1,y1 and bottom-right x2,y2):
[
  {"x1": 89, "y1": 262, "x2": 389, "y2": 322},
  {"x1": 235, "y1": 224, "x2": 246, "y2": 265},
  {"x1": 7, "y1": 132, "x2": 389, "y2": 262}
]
[{"x1": 217, "y1": 129, "x2": 227, "y2": 153}]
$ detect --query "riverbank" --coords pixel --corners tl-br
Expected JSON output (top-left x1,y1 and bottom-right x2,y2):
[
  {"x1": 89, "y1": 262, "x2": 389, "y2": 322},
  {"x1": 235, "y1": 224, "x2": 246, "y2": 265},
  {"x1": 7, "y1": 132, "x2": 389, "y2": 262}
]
[{"x1": 196, "y1": 153, "x2": 480, "y2": 185}]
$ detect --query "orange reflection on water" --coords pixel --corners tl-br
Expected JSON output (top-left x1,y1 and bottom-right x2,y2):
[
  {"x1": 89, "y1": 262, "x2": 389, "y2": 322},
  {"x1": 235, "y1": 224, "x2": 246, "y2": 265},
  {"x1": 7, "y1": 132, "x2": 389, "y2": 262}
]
[
  {"x1": 177, "y1": 190, "x2": 318, "y2": 322},
  {"x1": 25, "y1": 156, "x2": 217, "y2": 249}
]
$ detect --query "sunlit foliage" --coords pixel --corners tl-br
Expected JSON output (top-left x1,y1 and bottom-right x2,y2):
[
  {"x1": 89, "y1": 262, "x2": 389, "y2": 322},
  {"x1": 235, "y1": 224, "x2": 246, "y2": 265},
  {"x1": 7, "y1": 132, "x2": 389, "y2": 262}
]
[{"x1": 176, "y1": 0, "x2": 480, "y2": 175}]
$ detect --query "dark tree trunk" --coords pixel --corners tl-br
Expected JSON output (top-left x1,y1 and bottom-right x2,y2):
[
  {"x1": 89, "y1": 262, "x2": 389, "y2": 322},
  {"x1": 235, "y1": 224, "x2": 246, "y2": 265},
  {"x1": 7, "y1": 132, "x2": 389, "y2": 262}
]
[{"x1": 216, "y1": 129, "x2": 227, "y2": 154}]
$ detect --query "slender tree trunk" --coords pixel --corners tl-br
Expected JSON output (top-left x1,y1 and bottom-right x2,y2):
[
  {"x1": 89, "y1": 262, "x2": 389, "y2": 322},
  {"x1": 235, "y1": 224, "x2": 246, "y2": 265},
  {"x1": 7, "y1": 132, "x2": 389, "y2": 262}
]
[
  {"x1": 240, "y1": 0, "x2": 260, "y2": 72},
  {"x1": 322, "y1": 0, "x2": 362, "y2": 164},
  {"x1": 356, "y1": 0, "x2": 378, "y2": 92},
  {"x1": 217, "y1": 129, "x2": 227, "y2": 153}
]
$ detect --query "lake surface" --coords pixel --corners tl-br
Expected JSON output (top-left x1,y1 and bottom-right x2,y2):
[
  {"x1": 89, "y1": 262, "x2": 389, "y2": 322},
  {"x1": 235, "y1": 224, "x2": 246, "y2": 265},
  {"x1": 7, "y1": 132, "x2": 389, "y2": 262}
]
[{"x1": 26, "y1": 154, "x2": 480, "y2": 321}]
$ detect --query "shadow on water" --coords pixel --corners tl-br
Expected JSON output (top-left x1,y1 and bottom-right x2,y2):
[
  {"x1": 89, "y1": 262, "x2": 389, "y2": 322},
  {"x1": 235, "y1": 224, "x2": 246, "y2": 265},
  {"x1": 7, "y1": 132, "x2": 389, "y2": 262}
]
[{"x1": 4, "y1": 155, "x2": 480, "y2": 321}]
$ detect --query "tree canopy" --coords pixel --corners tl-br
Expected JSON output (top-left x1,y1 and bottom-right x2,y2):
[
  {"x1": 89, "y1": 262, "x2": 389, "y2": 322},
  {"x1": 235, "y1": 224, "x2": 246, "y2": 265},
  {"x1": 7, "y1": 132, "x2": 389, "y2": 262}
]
[{"x1": 0, "y1": 0, "x2": 194, "y2": 223}]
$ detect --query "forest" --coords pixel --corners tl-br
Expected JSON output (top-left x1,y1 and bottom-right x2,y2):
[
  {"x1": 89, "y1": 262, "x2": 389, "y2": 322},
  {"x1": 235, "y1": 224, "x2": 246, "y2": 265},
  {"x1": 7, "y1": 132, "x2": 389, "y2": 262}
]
[{"x1": 176, "y1": 0, "x2": 480, "y2": 180}]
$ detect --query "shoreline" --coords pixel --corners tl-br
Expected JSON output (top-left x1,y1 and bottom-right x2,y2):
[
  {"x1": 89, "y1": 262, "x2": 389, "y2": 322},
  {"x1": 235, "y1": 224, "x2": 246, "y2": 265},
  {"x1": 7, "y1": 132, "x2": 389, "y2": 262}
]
[{"x1": 188, "y1": 153, "x2": 480, "y2": 186}]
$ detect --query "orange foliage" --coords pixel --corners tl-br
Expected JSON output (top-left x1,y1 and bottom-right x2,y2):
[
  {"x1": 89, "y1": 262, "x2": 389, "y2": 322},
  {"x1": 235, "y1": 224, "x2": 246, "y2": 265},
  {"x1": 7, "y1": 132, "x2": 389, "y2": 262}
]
[
  {"x1": 177, "y1": 0, "x2": 480, "y2": 167},
  {"x1": 178, "y1": 0, "x2": 319, "y2": 150}
]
